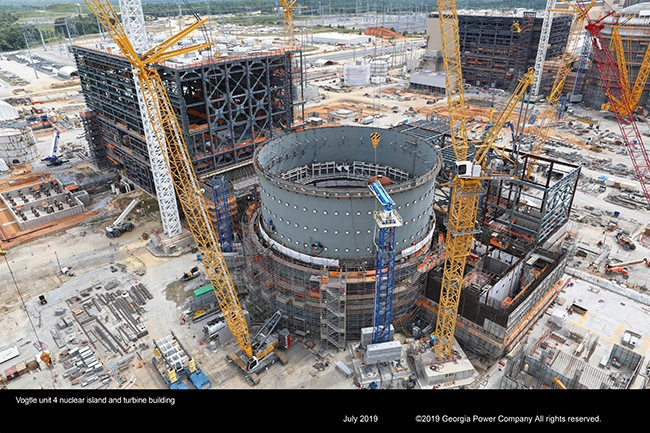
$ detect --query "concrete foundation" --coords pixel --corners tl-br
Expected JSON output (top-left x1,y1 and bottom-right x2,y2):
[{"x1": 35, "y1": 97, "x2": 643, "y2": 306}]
[
  {"x1": 146, "y1": 227, "x2": 196, "y2": 257},
  {"x1": 1, "y1": 180, "x2": 85, "y2": 231},
  {"x1": 409, "y1": 338, "x2": 477, "y2": 389}
]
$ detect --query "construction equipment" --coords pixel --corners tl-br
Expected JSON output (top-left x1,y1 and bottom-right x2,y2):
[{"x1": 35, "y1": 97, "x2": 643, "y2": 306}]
[
  {"x1": 278, "y1": 0, "x2": 306, "y2": 46},
  {"x1": 524, "y1": 4, "x2": 590, "y2": 180},
  {"x1": 182, "y1": 266, "x2": 201, "y2": 281},
  {"x1": 87, "y1": 0, "x2": 286, "y2": 386},
  {"x1": 105, "y1": 197, "x2": 140, "y2": 238},
  {"x1": 574, "y1": 0, "x2": 650, "y2": 209},
  {"x1": 226, "y1": 310, "x2": 288, "y2": 386},
  {"x1": 589, "y1": 142, "x2": 603, "y2": 152},
  {"x1": 604, "y1": 258, "x2": 649, "y2": 278},
  {"x1": 552, "y1": 376, "x2": 567, "y2": 389},
  {"x1": 531, "y1": 0, "x2": 557, "y2": 99},
  {"x1": 41, "y1": 131, "x2": 68, "y2": 166},
  {"x1": 152, "y1": 331, "x2": 211, "y2": 389},
  {"x1": 602, "y1": 14, "x2": 650, "y2": 114},
  {"x1": 432, "y1": 0, "x2": 534, "y2": 361},
  {"x1": 615, "y1": 232, "x2": 636, "y2": 251},
  {"x1": 368, "y1": 173, "x2": 403, "y2": 344}
]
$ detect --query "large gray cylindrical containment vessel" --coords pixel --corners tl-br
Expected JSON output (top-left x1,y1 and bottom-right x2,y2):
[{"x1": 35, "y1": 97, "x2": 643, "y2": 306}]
[{"x1": 254, "y1": 125, "x2": 442, "y2": 265}]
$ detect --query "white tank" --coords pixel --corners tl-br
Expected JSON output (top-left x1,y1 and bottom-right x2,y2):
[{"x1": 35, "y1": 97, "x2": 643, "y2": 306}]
[
  {"x1": 0, "y1": 127, "x2": 41, "y2": 166},
  {"x1": 369, "y1": 59, "x2": 388, "y2": 77}
]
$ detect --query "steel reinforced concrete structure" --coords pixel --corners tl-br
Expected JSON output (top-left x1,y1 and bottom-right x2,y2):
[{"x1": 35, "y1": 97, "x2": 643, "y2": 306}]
[
  {"x1": 426, "y1": 12, "x2": 573, "y2": 89},
  {"x1": 72, "y1": 44, "x2": 302, "y2": 195},
  {"x1": 244, "y1": 125, "x2": 443, "y2": 348}
]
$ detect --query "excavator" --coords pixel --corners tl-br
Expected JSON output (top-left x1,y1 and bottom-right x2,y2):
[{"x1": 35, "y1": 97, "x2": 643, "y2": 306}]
[{"x1": 604, "y1": 258, "x2": 649, "y2": 278}]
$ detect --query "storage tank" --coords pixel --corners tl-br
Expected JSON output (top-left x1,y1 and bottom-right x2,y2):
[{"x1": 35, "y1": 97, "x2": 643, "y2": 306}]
[
  {"x1": 369, "y1": 59, "x2": 388, "y2": 77},
  {"x1": 0, "y1": 126, "x2": 41, "y2": 166}
]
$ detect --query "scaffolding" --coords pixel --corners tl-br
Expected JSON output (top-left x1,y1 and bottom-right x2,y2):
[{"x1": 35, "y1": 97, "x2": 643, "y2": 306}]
[
  {"x1": 243, "y1": 209, "x2": 436, "y2": 349},
  {"x1": 212, "y1": 175, "x2": 233, "y2": 253}
]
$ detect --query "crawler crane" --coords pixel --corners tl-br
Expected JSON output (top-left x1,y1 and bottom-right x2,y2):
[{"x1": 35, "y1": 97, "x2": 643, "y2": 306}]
[
  {"x1": 572, "y1": 0, "x2": 650, "y2": 209},
  {"x1": 86, "y1": 0, "x2": 287, "y2": 386}
]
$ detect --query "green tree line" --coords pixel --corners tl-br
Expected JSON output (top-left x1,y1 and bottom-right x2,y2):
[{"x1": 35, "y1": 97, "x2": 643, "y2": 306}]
[{"x1": 0, "y1": 0, "x2": 547, "y2": 52}]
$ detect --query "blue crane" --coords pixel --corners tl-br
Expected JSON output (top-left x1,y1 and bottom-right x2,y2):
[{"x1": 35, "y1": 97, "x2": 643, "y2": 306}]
[
  {"x1": 41, "y1": 131, "x2": 68, "y2": 166},
  {"x1": 368, "y1": 179, "x2": 403, "y2": 344}
]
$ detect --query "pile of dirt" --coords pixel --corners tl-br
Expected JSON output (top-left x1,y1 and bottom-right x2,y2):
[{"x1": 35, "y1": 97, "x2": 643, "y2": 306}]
[{"x1": 364, "y1": 27, "x2": 405, "y2": 39}]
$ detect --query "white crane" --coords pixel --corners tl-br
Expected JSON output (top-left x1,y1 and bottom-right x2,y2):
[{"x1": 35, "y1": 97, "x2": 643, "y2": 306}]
[
  {"x1": 105, "y1": 197, "x2": 140, "y2": 238},
  {"x1": 118, "y1": 0, "x2": 182, "y2": 239}
]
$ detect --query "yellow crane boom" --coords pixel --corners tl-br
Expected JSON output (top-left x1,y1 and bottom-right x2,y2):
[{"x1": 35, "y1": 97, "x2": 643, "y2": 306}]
[
  {"x1": 432, "y1": 0, "x2": 481, "y2": 361},
  {"x1": 525, "y1": 1, "x2": 592, "y2": 180},
  {"x1": 85, "y1": 0, "x2": 254, "y2": 359},
  {"x1": 604, "y1": 19, "x2": 650, "y2": 115},
  {"x1": 433, "y1": 3, "x2": 537, "y2": 361},
  {"x1": 279, "y1": 0, "x2": 306, "y2": 46}
]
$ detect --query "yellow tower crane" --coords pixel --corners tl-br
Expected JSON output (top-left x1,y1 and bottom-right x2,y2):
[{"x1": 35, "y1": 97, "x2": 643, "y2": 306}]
[
  {"x1": 85, "y1": 0, "x2": 284, "y2": 385},
  {"x1": 279, "y1": 0, "x2": 306, "y2": 46},
  {"x1": 432, "y1": 0, "x2": 534, "y2": 361},
  {"x1": 524, "y1": 0, "x2": 594, "y2": 180}
]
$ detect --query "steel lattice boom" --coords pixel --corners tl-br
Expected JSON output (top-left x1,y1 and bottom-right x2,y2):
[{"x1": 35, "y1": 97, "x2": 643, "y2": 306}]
[
  {"x1": 575, "y1": 0, "x2": 650, "y2": 208},
  {"x1": 525, "y1": 5, "x2": 589, "y2": 180},
  {"x1": 119, "y1": 0, "x2": 182, "y2": 238},
  {"x1": 86, "y1": 0, "x2": 253, "y2": 358},
  {"x1": 369, "y1": 179, "x2": 403, "y2": 344},
  {"x1": 433, "y1": 0, "x2": 539, "y2": 361}
]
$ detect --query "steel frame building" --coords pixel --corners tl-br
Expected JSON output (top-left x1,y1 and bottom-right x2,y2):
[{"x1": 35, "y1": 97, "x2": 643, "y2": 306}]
[
  {"x1": 72, "y1": 44, "x2": 304, "y2": 195},
  {"x1": 403, "y1": 117, "x2": 581, "y2": 361},
  {"x1": 424, "y1": 12, "x2": 573, "y2": 89}
]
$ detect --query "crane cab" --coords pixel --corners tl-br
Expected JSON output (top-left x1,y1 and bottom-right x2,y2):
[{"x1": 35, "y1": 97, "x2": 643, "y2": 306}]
[{"x1": 456, "y1": 161, "x2": 482, "y2": 178}]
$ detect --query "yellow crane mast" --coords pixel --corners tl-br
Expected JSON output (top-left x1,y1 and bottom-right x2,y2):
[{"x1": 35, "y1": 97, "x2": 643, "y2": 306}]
[
  {"x1": 432, "y1": 0, "x2": 482, "y2": 361},
  {"x1": 84, "y1": 0, "x2": 256, "y2": 361},
  {"x1": 524, "y1": 1, "x2": 593, "y2": 180},
  {"x1": 604, "y1": 19, "x2": 650, "y2": 115},
  {"x1": 433, "y1": 1, "x2": 535, "y2": 361},
  {"x1": 279, "y1": 0, "x2": 306, "y2": 46}
]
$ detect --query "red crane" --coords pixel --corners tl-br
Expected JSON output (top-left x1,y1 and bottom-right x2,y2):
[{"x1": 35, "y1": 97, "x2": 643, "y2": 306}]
[{"x1": 576, "y1": 0, "x2": 650, "y2": 209}]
